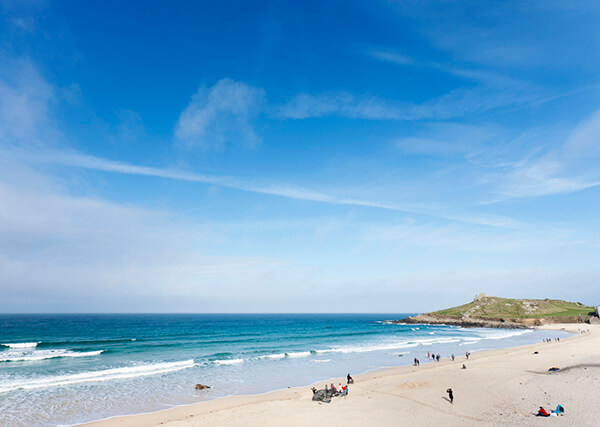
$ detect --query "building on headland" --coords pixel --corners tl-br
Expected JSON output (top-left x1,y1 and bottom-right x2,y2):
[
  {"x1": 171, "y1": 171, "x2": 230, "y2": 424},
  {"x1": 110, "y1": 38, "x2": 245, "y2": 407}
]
[{"x1": 474, "y1": 293, "x2": 487, "y2": 301}]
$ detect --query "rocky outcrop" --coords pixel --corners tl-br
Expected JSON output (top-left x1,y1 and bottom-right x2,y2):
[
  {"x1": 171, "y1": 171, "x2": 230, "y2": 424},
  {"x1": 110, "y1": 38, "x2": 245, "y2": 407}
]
[
  {"x1": 399, "y1": 314, "x2": 530, "y2": 329},
  {"x1": 396, "y1": 314, "x2": 597, "y2": 329}
]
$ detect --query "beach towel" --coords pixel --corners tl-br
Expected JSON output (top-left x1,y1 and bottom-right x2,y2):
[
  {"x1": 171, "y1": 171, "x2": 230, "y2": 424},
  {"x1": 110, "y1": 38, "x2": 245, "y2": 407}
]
[{"x1": 312, "y1": 389, "x2": 332, "y2": 403}]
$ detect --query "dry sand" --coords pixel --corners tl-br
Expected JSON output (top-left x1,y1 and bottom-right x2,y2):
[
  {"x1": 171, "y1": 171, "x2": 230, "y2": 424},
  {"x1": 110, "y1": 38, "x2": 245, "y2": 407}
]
[{"x1": 84, "y1": 324, "x2": 600, "y2": 427}]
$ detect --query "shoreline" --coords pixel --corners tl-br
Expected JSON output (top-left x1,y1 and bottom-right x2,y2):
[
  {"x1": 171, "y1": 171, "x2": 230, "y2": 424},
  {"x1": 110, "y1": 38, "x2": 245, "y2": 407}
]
[{"x1": 82, "y1": 324, "x2": 599, "y2": 426}]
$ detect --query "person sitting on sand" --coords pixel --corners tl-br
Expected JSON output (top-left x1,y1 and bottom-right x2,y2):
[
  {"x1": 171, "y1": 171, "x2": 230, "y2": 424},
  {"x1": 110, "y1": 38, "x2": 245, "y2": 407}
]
[
  {"x1": 311, "y1": 387, "x2": 317, "y2": 395},
  {"x1": 462, "y1": 364, "x2": 467, "y2": 369},
  {"x1": 325, "y1": 384, "x2": 329, "y2": 392},
  {"x1": 537, "y1": 407, "x2": 550, "y2": 417}
]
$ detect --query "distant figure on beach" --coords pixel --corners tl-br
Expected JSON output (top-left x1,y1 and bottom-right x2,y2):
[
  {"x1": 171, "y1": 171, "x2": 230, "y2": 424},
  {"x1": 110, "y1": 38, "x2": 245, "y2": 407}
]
[
  {"x1": 462, "y1": 364, "x2": 467, "y2": 369},
  {"x1": 465, "y1": 352, "x2": 470, "y2": 359},
  {"x1": 446, "y1": 388, "x2": 453, "y2": 404},
  {"x1": 325, "y1": 384, "x2": 329, "y2": 392},
  {"x1": 311, "y1": 387, "x2": 317, "y2": 394},
  {"x1": 330, "y1": 383, "x2": 336, "y2": 392},
  {"x1": 347, "y1": 373, "x2": 354, "y2": 384},
  {"x1": 451, "y1": 354, "x2": 455, "y2": 361},
  {"x1": 436, "y1": 354, "x2": 440, "y2": 362}
]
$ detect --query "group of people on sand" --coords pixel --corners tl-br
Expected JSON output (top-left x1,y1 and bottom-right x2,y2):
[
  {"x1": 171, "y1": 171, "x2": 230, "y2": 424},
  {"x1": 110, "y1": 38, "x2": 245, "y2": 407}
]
[
  {"x1": 324, "y1": 382, "x2": 349, "y2": 397},
  {"x1": 424, "y1": 352, "x2": 466, "y2": 362},
  {"x1": 311, "y1": 374, "x2": 353, "y2": 401},
  {"x1": 542, "y1": 337, "x2": 560, "y2": 343},
  {"x1": 426, "y1": 352, "x2": 442, "y2": 361},
  {"x1": 578, "y1": 328, "x2": 590, "y2": 334}
]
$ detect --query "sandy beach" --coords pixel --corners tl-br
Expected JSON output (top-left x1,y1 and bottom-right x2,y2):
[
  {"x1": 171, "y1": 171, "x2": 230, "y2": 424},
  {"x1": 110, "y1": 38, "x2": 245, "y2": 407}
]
[{"x1": 83, "y1": 324, "x2": 600, "y2": 427}]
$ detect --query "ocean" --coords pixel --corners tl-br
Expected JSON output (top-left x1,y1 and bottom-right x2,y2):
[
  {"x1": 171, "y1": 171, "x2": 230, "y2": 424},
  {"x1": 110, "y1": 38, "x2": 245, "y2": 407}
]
[{"x1": 0, "y1": 314, "x2": 571, "y2": 426}]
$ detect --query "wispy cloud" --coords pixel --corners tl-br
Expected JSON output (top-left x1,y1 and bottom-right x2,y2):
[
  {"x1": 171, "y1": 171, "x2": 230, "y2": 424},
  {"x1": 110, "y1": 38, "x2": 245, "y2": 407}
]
[
  {"x1": 365, "y1": 48, "x2": 414, "y2": 65},
  {"x1": 394, "y1": 122, "x2": 499, "y2": 157},
  {"x1": 363, "y1": 45, "x2": 520, "y2": 87},
  {"x1": 495, "y1": 108, "x2": 600, "y2": 199},
  {"x1": 276, "y1": 86, "x2": 536, "y2": 122},
  {"x1": 7, "y1": 147, "x2": 521, "y2": 228},
  {"x1": 175, "y1": 78, "x2": 265, "y2": 149},
  {"x1": 0, "y1": 55, "x2": 55, "y2": 146}
]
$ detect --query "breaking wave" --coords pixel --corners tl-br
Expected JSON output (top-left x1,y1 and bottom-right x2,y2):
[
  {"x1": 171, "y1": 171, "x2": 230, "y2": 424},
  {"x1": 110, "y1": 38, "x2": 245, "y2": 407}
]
[
  {"x1": 0, "y1": 350, "x2": 103, "y2": 362},
  {"x1": 1, "y1": 342, "x2": 40, "y2": 349},
  {"x1": 0, "y1": 359, "x2": 195, "y2": 393},
  {"x1": 213, "y1": 358, "x2": 244, "y2": 366}
]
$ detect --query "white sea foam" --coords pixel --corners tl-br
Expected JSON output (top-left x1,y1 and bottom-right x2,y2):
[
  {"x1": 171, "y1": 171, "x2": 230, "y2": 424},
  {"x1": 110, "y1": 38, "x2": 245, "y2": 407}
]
[
  {"x1": 477, "y1": 329, "x2": 533, "y2": 340},
  {"x1": 258, "y1": 353, "x2": 286, "y2": 360},
  {"x1": 213, "y1": 358, "x2": 244, "y2": 366},
  {"x1": 0, "y1": 350, "x2": 103, "y2": 362},
  {"x1": 311, "y1": 359, "x2": 331, "y2": 363},
  {"x1": 285, "y1": 351, "x2": 311, "y2": 358},
  {"x1": 316, "y1": 336, "x2": 469, "y2": 354},
  {"x1": 0, "y1": 359, "x2": 195, "y2": 393},
  {"x1": 1, "y1": 342, "x2": 40, "y2": 349}
]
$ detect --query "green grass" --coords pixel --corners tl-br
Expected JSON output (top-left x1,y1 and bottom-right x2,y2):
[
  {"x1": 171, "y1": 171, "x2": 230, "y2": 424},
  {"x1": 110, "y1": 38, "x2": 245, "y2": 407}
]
[{"x1": 430, "y1": 297, "x2": 594, "y2": 319}]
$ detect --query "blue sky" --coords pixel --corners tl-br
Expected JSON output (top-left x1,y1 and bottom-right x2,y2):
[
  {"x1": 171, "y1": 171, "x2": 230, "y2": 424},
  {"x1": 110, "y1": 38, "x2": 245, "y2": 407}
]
[{"x1": 1, "y1": 0, "x2": 599, "y2": 312}]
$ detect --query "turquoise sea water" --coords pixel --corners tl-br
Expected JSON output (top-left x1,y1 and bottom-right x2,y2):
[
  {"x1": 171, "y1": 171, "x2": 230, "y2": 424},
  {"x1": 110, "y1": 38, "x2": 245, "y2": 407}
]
[{"x1": 0, "y1": 314, "x2": 571, "y2": 426}]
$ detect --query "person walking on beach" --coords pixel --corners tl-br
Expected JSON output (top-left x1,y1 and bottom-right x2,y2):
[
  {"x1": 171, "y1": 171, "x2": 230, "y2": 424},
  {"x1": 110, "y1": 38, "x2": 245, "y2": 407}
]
[
  {"x1": 446, "y1": 388, "x2": 454, "y2": 404},
  {"x1": 451, "y1": 354, "x2": 455, "y2": 361}
]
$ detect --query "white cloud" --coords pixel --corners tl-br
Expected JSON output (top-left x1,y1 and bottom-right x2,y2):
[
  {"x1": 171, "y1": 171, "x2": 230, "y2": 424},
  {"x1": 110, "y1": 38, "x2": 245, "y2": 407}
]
[
  {"x1": 365, "y1": 48, "x2": 414, "y2": 65},
  {"x1": 7, "y1": 146, "x2": 523, "y2": 228},
  {"x1": 175, "y1": 78, "x2": 265, "y2": 149},
  {"x1": 496, "y1": 108, "x2": 600, "y2": 199},
  {"x1": 0, "y1": 157, "x2": 295, "y2": 312},
  {"x1": 395, "y1": 122, "x2": 498, "y2": 157},
  {"x1": 0, "y1": 56, "x2": 55, "y2": 146},
  {"x1": 276, "y1": 86, "x2": 536, "y2": 122}
]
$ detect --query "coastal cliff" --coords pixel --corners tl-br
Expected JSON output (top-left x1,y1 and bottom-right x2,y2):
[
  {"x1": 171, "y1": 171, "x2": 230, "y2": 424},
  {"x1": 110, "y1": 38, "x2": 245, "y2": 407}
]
[{"x1": 397, "y1": 294, "x2": 597, "y2": 328}]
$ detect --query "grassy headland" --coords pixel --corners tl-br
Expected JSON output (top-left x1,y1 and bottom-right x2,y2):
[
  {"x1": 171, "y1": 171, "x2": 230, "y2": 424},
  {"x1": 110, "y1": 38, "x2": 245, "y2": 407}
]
[
  {"x1": 431, "y1": 295, "x2": 594, "y2": 319},
  {"x1": 401, "y1": 294, "x2": 597, "y2": 328}
]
